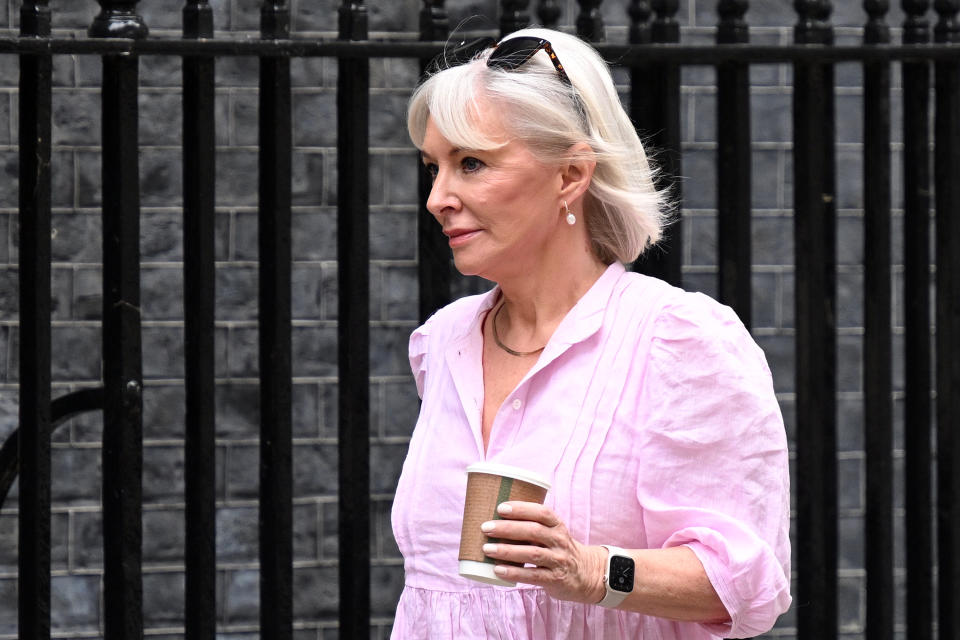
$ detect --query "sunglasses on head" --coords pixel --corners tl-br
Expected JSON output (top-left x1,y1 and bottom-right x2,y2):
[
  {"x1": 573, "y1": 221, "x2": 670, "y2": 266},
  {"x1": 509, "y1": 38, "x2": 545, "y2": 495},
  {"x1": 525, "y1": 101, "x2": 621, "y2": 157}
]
[{"x1": 431, "y1": 35, "x2": 572, "y2": 86}]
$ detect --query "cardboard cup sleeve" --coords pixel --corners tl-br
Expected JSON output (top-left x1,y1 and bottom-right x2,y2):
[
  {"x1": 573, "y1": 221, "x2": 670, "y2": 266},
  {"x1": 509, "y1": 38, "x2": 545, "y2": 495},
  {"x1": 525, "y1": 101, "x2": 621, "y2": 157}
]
[{"x1": 457, "y1": 462, "x2": 551, "y2": 586}]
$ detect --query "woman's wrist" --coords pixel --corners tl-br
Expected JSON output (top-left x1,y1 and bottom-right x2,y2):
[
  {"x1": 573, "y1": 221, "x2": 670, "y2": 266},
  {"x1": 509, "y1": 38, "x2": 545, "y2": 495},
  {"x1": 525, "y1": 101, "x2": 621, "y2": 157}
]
[{"x1": 586, "y1": 545, "x2": 609, "y2": 605}]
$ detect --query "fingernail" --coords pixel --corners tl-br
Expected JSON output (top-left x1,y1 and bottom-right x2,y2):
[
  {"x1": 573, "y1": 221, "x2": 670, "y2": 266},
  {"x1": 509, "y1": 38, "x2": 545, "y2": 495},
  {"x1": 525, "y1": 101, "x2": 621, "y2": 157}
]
[
  {"x1": 480, "y1": 521, "x2": 495, "y2": 533},
  {"x1": 493, "y1": 565, "x2": 507, "y2": 575},
  {"x1": 497, "y1": 503, "x2": 512, "y2": 515},
  {"x1": 482, "y1": 543, "x2": 497, "y2": 554}
]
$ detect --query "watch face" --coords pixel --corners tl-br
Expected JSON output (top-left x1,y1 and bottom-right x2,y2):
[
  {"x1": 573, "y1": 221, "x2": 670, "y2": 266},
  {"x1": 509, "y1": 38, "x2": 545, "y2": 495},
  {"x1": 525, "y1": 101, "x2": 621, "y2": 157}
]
[{"x1": 609, "y1": 555, "x2": 635, "y2": 594}]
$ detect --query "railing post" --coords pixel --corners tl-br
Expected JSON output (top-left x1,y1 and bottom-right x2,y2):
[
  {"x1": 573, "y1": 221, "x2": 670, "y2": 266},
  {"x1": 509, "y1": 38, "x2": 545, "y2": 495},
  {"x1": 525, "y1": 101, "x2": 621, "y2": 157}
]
[
  {"x1": 901, "y1": 2, "x2": 934, "y2": 638},
  {"x1": 632, "y1": 0, "x2": 682, "y2": 285},
  {"x1": 418, "y1": 0, "x2": 451, "y2": 324},
  {"x1": 862, "y1": 2, "x2": 894, "y2": 639},
  {"x1": 934, "y1": 1, "x2": 960, "y2": 637},
  {"x1": 792, "y1": 2, "x2": 838, "y2": 639},
  {"x1": 18, "y1": 2, "x2": 53, "y2": 639},
  {"x1": 538, "y1": 0, "x2": 562, "y2": 28},
  {"x1": 88, "y1": 3, "x2": 149, "y2": 640},
  {"x1": 500, "y1": 0, "x2": 531, "y2": 38},
  {"x1": 182, "y1": 2, "x2": 217, "y2": 640},
  {"x1": 576, "y1": 0, "x2": 604, "y2": 42},
  {"x1": 716, "y1": 0, "x2": 752, "y2": 327},
  {"x1": 257, "y1": 2, "x2": 294, "y2": 639},
  {"x1": 338, "y1": 1, "x2": 371, "y2": 637}
]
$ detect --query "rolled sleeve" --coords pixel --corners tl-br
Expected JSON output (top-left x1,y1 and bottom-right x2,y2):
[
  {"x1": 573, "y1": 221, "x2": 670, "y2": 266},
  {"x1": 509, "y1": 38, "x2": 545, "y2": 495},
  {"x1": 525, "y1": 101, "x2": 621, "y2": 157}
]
[{"x1": 636, "y1": 293, "x2": 792, "y2": 637}]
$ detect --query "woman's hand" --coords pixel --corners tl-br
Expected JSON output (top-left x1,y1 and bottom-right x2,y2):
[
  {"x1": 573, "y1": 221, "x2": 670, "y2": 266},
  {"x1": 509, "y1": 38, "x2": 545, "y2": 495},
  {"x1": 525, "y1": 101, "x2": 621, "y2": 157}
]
[{"x1": 480, "y1": 501, "x2": 607, "y2": 604}]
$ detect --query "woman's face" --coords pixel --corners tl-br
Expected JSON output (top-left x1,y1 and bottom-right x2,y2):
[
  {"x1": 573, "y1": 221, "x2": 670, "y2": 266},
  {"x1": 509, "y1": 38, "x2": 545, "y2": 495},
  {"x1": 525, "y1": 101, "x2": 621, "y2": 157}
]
[{"x1": 419, "y1": 106, "x2": 566, "y2": 281}]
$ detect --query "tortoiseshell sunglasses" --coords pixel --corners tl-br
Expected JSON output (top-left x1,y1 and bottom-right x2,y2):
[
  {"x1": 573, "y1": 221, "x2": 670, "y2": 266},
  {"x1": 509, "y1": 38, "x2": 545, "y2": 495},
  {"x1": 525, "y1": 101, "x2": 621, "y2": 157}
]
[{"x1": 431, "y1": 36, "x2": 572, "y2": 86}]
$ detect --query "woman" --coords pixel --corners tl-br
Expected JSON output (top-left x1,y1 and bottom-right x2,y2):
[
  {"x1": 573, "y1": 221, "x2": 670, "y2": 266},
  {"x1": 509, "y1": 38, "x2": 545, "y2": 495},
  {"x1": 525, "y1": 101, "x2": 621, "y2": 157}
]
[{"x1": 391, "y1": 27, "x2": 791, "y2": 639}]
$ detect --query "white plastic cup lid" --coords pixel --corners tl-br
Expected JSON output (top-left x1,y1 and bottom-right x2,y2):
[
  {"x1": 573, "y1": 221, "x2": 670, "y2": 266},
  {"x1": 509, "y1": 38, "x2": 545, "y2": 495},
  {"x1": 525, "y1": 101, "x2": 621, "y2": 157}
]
[{"x1": 465, "y1": 462, "x2": 551, "y2": 491}]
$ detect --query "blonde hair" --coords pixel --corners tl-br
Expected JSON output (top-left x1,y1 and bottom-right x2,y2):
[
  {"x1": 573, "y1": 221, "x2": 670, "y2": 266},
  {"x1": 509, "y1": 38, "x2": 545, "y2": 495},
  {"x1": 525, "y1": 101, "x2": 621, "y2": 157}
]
[{"x1": 407, "y1": 27, "x2": 668, "y2": 264}]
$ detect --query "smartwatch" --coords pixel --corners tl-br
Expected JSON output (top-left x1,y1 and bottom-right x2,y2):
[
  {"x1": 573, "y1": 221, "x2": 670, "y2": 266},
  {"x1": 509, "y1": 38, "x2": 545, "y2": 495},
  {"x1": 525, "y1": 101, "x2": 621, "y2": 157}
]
[{"x1": 598, "y1": 545, "x2": 635, "y2": 608}]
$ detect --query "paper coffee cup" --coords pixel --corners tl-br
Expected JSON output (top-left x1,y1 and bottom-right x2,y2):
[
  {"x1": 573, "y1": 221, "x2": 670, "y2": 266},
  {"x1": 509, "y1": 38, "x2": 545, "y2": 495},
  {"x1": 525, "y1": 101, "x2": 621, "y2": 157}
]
[{"x1": 458, "y1": 462, "x2": 551, "y2": 586}]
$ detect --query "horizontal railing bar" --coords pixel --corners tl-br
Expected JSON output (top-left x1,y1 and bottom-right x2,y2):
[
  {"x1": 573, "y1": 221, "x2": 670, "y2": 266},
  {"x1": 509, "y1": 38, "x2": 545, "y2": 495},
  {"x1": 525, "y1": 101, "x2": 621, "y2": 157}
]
[{"x1": 1, "y1": 38, "x2": 960, "y2": 62}]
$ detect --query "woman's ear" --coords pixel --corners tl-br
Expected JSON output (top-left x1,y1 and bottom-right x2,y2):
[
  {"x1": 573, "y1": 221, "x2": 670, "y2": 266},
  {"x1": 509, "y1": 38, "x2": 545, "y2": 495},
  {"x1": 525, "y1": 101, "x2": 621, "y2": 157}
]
[{"x1": 558, "y1": 142, "x2": 597, "y2": 205}]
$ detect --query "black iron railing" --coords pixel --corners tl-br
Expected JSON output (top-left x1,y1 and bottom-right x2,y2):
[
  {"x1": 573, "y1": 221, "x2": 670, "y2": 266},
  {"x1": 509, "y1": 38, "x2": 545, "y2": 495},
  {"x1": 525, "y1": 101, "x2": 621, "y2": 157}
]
[{"x1": 2, "y1": 0, "x2": 959, "y2": 638}]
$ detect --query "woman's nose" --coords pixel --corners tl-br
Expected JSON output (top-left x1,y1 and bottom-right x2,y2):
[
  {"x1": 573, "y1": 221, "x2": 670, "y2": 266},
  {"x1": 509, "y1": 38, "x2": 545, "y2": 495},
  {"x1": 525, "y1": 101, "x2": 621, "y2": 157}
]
[{"x1": 426, "y1": 170, "x2": 460, "y2": 218}]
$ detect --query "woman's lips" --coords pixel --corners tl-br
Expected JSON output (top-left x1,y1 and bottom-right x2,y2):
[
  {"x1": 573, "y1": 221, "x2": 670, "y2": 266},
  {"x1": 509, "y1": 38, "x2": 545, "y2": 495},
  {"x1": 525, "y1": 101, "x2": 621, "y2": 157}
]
[{"x1": 445, "y1": 229, "x2": 481, "y2": 248}]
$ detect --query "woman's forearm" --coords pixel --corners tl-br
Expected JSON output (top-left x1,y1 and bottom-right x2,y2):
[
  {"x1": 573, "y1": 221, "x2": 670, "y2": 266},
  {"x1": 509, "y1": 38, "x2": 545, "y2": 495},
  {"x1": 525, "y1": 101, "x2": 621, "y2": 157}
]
[{"x1": 608, "y1": 545, "x2": 730, "y2": 624}]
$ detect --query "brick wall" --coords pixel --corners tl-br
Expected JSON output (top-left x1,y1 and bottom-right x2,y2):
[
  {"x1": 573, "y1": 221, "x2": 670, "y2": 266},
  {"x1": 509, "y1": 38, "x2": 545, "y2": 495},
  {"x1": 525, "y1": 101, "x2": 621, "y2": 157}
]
[{"x1": 0, "y1": 0, "x2": 917, "y2": 638}]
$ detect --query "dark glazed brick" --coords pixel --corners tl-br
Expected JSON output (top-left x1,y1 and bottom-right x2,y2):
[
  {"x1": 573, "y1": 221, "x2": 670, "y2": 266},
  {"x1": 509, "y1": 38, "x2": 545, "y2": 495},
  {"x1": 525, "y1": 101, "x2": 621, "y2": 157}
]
[
  {"x1": 293, "y1": 92, "x2": 337, "y2": 147},
  {"x1": 51, "y1": 575, "x2": 101, "y2": 633},
  {"x1": 143, "y1": 510, "x2": 186, "y2": 563},
  {"x1": 293, "y1": 565, "x2": 339, "y2": 619},
  {"x1": 143, "y1": 383, "x2": 186, "y2": 439},
  {"x1": 143, "y1": 446, "x2": 186, "y2": 502},
  {"x1": 215, "y1": 383, "x2": 260, "y2": 438},
  {"x1": 141, "y1": 267, "x2": 185, "y2": 320},
  {"x1": 292, "y1": 444, "x2": 338, "y2": 496},
  {"x1": 292, "y1": 210, "x2": 338, "y2": 261},
  {"x1": 143, "y1": 572, "x2": 186, "y2": 626},
  {"x1": 142, "y1": 325, "x2": 186, "y2": 379}
]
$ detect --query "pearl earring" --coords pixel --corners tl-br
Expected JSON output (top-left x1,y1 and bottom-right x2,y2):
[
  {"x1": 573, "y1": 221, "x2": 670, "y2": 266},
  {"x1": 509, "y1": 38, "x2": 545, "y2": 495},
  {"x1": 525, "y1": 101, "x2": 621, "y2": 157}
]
[{"x1": 564, "y1": 201, "x2": 576, "y2": 225}]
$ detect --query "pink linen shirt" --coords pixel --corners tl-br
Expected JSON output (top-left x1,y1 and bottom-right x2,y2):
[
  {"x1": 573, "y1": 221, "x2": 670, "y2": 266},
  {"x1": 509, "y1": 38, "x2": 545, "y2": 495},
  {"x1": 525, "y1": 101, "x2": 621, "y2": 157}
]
[{"x1": 391, "y1": 263, "x2": 791, "y2": 639}]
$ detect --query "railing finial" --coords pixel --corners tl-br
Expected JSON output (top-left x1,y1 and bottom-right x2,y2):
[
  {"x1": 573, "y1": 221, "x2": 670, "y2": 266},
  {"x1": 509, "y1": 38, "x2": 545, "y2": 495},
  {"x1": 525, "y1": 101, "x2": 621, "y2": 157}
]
[
  {"x1": 902, "y1": 0, "x2": 931, "y2": 43},
  {"x1": 718, "y1": 0, "x2": 749, "y2": 43},
  {"x1": 628, "y1": 0, "x2": 653, "y2": 44},
  {"x1": 339, "y1": 1, "x2": 368, "y2": 41},
  {"x1": 419, "y1": 0, "x2": 449, "y2": 41},
  {"x1": 794, "y1": 0, "x2": 833, "y2": 44},
  {"x1": 500, "y1": 0, "x2": 531, "y2": 37},
  {"x1": 865, "y1": 0, "x2": 891, "y2": 43},
  {"x1": 652, "y1": 0, "x2": 680, "y2": 42},
  {"x1": 934, "y1": 0, "x2": 960, "y2": 42},
  {"x1": 184, "y1": 0, "x2": 214, "y2": 39},
  {"x1": 537, "y1": 0, "x2": 562, "y2": 28},
  {"x1": 20, "y1": 0, "x2": 50, "y2": 37},
  {"x1": 261, "y1": 0, "x2": 290, "y2": 39},
  {"x1": 576, "y1": 0, "x2": 605, "y2": 41},
  {"x1": 88, "y1": 0, "x2": 149, "y2": 39}
]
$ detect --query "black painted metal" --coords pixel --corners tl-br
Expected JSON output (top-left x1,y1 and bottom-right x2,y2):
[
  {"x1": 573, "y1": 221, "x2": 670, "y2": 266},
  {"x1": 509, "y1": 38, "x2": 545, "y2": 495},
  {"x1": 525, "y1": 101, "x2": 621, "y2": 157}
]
[
  {"x1": 538, "y1": 0, "x2": 562, "y2": 28},
  {"x1": 418, "y1": 1, "x2": 451, "y2": 324},
  {"x1": 17, "y1": 3, "x2": 52, "y2": 637},
  {"x1": 631, "y1": 0, "x2": 682, "y2": 285},
  {"x1": 902, "y1": 2, "x2": 934, "y2": 637},
  {"x1": 338, "y1": 2, "x2": 372, "y2": 637},
  {"x1": 1, "y1": 389, "x2": 104, "y2": 511},
  {"x1": 89, "y1": 0, "x2": 148, "y2": 39},
  {"x1": 863, "y1": 3, "x2": 894, "y2": 638},
  {"x1": 182, "y1": 2, "x2": 217, "y2": 639},
  {"x1": 258, "y1": 2, "x2": 294, "y2": 639},
  {"x1": 716, "y1": 0, "x2": 751, "y2": 328},
  {"x1": 93, "y1": 2, "x2": 148, "y2": 633},
  {"x1": 935, "y1": 2, "x2": 960, "y2": 637},
  {"x1": 500, "y1": 0, "x2": 531, "y2": 37},
  {"x1": 4, "y1": 2, "x2": 960, "y2": 639},
  {"x1": 576, "y1": 0, "x2": 604, "y2": 41},
  {"x1": 4, "y1": 37, "x2": 960, "y2": 62},
  {"x1": 793, "y1": 2, "x2": 837, "y2": 639}
]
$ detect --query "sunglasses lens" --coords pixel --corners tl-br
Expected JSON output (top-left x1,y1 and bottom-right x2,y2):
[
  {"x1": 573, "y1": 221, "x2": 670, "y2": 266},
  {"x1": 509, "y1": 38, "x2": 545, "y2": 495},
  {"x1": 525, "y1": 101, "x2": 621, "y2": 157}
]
[
  {"x1": 426, "y1": 36, "x2": 495, "y2": 74},
  {"x1": 487, "y1": 37, "x2": 544, "y2": 71}
]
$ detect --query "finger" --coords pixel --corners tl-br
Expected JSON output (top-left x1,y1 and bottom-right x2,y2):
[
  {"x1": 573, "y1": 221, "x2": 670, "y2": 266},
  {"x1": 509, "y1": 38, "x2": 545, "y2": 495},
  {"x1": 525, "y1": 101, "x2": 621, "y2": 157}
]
[
  {"x1": 492, "y1": 563, "x2": 551, "y2": 587},
  {"x1": 482, "y1": 541, "x2": 560, "y2": 568},
  {"x1": 497, "y1": 501, "x2": 562, "y2": 527},
  {"x1": 480, "y1": 520, "x2": 557, "y2": 546}
]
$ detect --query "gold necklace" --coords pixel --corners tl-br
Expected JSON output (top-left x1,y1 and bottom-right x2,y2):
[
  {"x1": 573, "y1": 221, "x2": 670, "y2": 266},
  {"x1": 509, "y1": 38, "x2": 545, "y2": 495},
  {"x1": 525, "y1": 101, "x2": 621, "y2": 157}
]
[{"x1": 492, "y1": 303, "x2": 545, "y2": 357}]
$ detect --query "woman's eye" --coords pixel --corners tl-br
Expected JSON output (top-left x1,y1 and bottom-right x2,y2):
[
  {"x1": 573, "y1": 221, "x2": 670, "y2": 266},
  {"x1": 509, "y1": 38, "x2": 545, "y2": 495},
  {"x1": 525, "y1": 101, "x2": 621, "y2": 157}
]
[
  {"x1": 424, "y1": 163, "x2": 438, "y2": 179},
  {"x1": 461, "y1": 157, "x2": 484, "y2": 173}
]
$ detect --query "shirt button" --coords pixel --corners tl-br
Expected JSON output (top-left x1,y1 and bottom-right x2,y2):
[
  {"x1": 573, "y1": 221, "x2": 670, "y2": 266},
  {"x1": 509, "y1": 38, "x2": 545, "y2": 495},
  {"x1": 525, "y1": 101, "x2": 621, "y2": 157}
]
[{"x1": 511, "y1": 399, "x2": 522, "y2": 410}]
